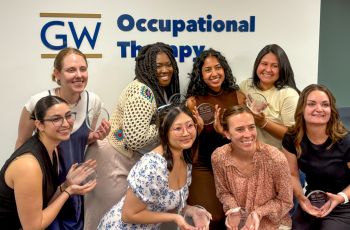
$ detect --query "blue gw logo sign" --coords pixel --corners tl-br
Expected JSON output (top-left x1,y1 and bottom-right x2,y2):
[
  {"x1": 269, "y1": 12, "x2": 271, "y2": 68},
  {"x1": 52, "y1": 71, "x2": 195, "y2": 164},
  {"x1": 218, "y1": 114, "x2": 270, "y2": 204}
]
[{"x1": 40, "y1": 13, "x2": 101, "y2": 51}]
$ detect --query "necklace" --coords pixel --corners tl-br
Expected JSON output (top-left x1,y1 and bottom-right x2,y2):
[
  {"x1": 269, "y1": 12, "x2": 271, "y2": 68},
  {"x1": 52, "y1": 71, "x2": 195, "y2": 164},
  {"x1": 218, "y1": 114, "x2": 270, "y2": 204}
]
[{"x1": 56, "y1": 88, "x2": 81, "y2": 108}]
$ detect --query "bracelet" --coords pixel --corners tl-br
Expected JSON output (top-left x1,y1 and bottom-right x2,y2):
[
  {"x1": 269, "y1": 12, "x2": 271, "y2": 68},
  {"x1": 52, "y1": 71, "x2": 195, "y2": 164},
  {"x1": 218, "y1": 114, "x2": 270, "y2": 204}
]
[
  {"x1": 260, "y1": 120, "x2": 269, "y2": 129},
  {"x1": 59, "y1": 182, "x2": 68, "y2": 193},
  {"x1": 337, "y1": 192, "x2": 349, "y2": 204},
  {"x1": 63, "y1": 190, "x2": 71, "y2": 198},
  {"x1": 229, "y1": 207, "x2": 241, "y2": 213}
]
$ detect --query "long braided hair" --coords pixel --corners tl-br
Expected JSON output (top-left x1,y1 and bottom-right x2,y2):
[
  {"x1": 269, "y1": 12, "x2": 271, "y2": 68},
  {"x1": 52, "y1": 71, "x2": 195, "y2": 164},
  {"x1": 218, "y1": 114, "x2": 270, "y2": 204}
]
[{"x1": 135, "y1": 42, "x2": 180, "y2": 107}]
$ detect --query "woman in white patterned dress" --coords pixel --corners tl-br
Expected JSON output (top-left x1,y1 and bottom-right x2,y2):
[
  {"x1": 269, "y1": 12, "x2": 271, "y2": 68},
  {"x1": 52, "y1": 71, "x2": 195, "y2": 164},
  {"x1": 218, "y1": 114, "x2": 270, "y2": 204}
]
[{"x1": 98, "y1": 105, "x2": 211, "y2": 230}]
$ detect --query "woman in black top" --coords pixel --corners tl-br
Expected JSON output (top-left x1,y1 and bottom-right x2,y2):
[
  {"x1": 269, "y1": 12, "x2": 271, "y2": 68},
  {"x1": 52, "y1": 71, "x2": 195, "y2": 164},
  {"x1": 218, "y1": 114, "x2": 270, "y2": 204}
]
[
  {"x1": 282, "y1": 84, "x2": 350, "y2": 229},
  {"x1": 0, "y1": 96, "x2": 96, "y2": 229}
]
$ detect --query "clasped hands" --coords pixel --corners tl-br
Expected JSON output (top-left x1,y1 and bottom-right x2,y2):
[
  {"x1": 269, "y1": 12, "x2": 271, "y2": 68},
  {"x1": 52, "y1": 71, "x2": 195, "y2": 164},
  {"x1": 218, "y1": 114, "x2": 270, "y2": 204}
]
[
  {"x1": 225, "y1": 207, "x2": 260, "y2": 230},
  {"x1": 299, "y1": 192, "x2": 344, "y2": 218}
]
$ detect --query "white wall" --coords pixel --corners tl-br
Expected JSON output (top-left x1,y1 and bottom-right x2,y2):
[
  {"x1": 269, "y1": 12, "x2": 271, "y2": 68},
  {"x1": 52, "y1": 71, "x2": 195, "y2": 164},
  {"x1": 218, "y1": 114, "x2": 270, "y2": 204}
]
[{"x1": 0, "y1": 0, "x2": 321, "y2": 166}]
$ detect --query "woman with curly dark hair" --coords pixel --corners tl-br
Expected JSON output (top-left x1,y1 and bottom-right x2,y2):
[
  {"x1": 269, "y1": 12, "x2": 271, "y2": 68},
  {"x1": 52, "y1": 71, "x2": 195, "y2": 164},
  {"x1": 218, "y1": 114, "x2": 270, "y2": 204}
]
[
  {"x1": 84, "y1": 42, "x2": 181, "y2": 229},
  {"x1": 185, "y1": 48, "x2": 245, "y2": 230}
]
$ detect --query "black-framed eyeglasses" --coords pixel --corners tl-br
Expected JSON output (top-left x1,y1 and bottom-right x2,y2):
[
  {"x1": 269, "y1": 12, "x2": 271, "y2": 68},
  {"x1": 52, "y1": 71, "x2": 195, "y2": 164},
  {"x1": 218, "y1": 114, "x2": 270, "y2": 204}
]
[{"x1": 42, "y1": 112, "x2": 77, "y2": 127}]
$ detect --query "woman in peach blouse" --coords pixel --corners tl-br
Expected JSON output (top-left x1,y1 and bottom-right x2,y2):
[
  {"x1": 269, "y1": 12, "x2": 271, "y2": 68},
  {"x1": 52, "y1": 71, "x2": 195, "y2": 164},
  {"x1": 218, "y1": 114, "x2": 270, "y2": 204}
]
[{"x1": 211, "y1": 105, "x2": 293, "y2": 229}]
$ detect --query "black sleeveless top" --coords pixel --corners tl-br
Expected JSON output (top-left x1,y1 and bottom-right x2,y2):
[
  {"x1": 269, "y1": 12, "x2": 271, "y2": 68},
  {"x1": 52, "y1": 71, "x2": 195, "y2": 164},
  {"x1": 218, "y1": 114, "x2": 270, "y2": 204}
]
[
  {"x1": 0, "y1": 135, "x2": 59, "y2": 229},
  {"x1": 194, "y1": 90, "x2": 239, "y2": 169}
]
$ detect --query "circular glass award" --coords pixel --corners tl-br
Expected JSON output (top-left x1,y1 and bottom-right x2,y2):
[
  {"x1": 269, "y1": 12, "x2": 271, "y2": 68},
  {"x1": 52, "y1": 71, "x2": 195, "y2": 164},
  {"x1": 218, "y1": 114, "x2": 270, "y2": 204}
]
[
  {"x1": 184, "y1": 205, "x2": 210, "y2": 228},
  {"x1": 168, "y1": 93, "x2": 186, "y2": 105},
  {"x1": 86, "y1": 107, "x2": 110, "y2": 131},
  {"x1": 306, "y1": 190, "x2": 329, "y2": 208},
  {"x1": 225, "y1": 207, "x2": 248, "y2": 230},
  {"x1": 197, "y1": 103, "x2": 215, "y2": 125},
  {"x1": 246, "y1": 93, "x2": 268, "y2": 114},
  {"x1": 157, "y1": 93, "x2": 186, "y2": 113}
]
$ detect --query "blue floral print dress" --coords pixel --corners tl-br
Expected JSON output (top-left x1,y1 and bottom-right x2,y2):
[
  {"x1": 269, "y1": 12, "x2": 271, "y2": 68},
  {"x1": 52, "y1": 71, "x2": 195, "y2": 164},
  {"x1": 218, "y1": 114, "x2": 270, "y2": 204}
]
[{"x1": 97, "y1": 152, "x2": 192, "y2": 230}]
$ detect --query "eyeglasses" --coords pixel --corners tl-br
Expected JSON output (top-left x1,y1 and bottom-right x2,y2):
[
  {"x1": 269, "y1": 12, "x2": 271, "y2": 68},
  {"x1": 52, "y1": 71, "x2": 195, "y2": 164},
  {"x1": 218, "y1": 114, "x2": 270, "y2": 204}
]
[
  {"x1": 42, "y1": 112, "x2": 77, "y2": 127},
  {"x1": 171, "y1": 122, "x2": 197, "y2": 137}
]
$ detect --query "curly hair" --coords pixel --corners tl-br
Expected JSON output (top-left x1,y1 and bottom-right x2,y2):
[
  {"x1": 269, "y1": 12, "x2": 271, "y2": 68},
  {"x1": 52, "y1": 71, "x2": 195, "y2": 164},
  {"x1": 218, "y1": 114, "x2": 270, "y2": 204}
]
[
  {"x1": 251, "y1": 44, "x2": 299, "y2": 93},
  {"x1": 288, "y1": 84, "x2": 347, "y2": 157},
  {"x1": 135, "y1": 42, "x2": 180, "y2": 107},
  {"x1": 186, "y1": 48, "x2": 239, "y2": 97}
]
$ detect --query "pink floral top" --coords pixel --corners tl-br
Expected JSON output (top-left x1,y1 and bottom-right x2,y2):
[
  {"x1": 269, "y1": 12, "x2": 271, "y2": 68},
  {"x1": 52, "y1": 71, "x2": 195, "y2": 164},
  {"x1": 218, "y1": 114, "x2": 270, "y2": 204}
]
[{"x1": 211, "y1": 142, "x2": 293, "y2": 229}]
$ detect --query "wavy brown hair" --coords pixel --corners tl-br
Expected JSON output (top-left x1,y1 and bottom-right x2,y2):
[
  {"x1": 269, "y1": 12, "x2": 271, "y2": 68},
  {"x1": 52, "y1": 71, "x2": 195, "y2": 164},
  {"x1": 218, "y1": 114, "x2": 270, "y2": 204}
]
[{"x1": 288, "y1": 84, "x2": 347, "y2": 157}]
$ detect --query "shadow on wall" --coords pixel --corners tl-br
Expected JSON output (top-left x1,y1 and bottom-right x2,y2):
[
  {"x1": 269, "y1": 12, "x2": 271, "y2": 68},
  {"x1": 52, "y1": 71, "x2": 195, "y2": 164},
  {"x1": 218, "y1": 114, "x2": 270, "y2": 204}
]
[{"x1": 338, "y1": 107, "x2": 350, "y2": 130}]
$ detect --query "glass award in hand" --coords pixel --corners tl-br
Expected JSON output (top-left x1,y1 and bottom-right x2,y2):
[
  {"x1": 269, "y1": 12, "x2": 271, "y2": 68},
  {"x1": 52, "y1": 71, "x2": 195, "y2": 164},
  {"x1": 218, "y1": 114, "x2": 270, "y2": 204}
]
[
  {"x1": 197, "y1": 103, "x2": 215, "y2": 125},
  {"x1": 225, "y1": 207, "x2": 248, "y2": 230},
  {"x1": 69, "y1": 162, "x2": 97, "y2": 186},
  {"x1": 184, "y1": 205, "x2": 210, "y2": 228},
  {"x1": 307, "y1": 190, "x2": 330, "y2": 209},
  {"x1": 86, "y1": 107, "x2": 110, "y2": 131},
  {"x1": 246, "y1": 93, "x2": 268, "y2": 114}
]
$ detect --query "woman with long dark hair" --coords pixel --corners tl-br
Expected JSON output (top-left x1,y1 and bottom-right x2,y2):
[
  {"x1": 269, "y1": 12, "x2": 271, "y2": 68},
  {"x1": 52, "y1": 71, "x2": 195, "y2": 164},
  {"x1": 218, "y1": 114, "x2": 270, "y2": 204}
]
[
  {"x1": 185, "y1": 48, "x2": 245, "y2": 229},
  {"x1": 84, "y1": 42, "x2": 181, "y2": 229},
  {"x1": 240, "y1": 44, "x2": 300, "y2": 149},
  {"x1": 98, "y1": 105, "x2": 211, "y2": 229},
  {"x1": 0, "y1": 96, "x2": 96, "y2": 229}
]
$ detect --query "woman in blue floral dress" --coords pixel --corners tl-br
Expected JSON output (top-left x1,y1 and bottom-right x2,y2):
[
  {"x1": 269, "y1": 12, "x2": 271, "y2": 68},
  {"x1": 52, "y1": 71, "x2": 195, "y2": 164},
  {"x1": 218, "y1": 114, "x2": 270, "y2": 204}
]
[{"x1": 98, "y1": 105, "x2": 212, "y2": 230}]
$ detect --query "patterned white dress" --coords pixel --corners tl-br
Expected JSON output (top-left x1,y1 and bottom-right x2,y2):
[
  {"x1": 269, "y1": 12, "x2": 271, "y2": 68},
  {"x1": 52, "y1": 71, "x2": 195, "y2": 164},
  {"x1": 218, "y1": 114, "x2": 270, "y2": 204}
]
[{"x1": 97, "y1": 152, "x2": 192, "y2": 230}]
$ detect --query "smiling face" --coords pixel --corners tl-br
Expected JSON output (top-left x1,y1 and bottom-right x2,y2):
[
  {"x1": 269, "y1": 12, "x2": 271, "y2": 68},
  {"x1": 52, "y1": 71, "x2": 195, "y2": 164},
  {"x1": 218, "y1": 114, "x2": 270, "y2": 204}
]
[
  {"x1": 168, "y1": 112, "x2": 197, "y2": 152},
  {"x1": 256, "y1": 52, "x2": 280, "y2": 90},
  {"x1": 156, "y1": 52, "x2": 173, "y2": 87},
  {"x1": 303, "y1": 90, "x2": 331, "y2": 126},
  {"x1": 224, "y1": 112, "x2": 257, "y2": 153},
  {"x1": 201, "y1": 56, "x2": 225, "y2": 92},
  {"x1": 36, "y1": 103, "x2": 73, "y2": 142},
  {"x1": 54, "y1": 53, "x2": 88, "y2": 94}
]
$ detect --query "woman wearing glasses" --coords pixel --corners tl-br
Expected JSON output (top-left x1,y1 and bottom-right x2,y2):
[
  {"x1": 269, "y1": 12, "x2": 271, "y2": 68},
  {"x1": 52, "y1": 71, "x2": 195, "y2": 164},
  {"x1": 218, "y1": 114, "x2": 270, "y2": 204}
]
[
  {"x1": 98, "y1": 104, "x2": 211, "y2": 230},
  {"x1": 15, "y1": 47, "x2": 110, "y2": 229},
  {"x1": 0, "y1": 96, "x2": 96, "y2": 229}
]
